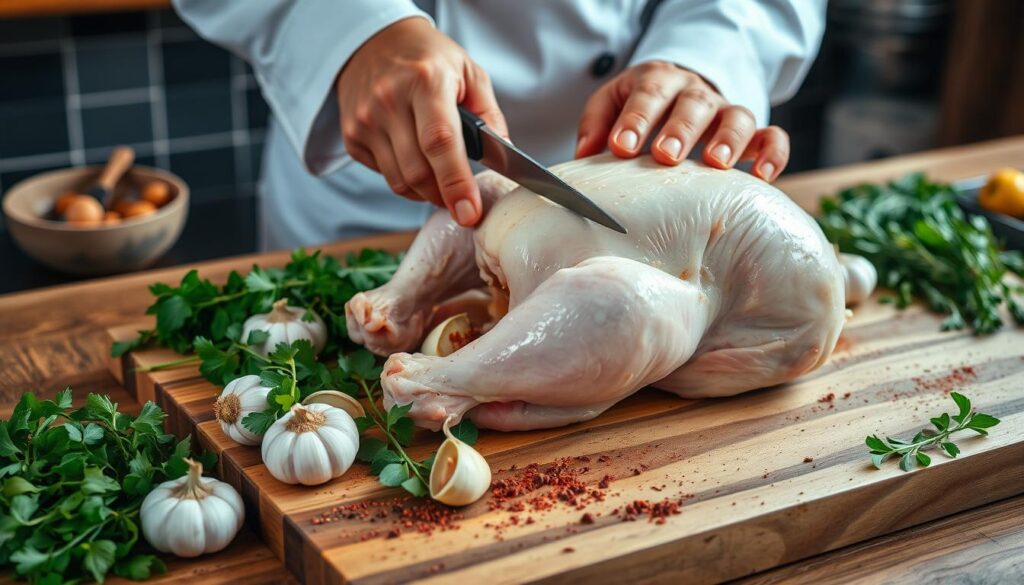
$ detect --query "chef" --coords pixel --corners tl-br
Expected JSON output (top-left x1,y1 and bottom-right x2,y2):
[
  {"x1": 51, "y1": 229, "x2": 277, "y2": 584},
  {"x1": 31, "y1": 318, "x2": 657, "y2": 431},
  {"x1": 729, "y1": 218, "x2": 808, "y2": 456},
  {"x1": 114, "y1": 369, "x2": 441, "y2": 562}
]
[{"x1": 173, "y1": 1, "x2": 825, "y2": 250}]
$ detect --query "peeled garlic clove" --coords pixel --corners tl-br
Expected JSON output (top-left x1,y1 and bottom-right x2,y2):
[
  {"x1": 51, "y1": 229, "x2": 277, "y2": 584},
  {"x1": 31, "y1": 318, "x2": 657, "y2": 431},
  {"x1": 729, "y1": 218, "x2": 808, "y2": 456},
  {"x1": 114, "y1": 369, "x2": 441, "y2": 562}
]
[
  {"x1": 303, "y1": 390, "x2": 365, "y2": 419},
  {"x1": 421, "y1": 313, "x2": 473, "y2": 357},
  {"x1": 429, "y1": 417, "x2": 490, "y2": 506},
  {"x1": 839, "y1": 253, "x2": 877, "y2": 306}
]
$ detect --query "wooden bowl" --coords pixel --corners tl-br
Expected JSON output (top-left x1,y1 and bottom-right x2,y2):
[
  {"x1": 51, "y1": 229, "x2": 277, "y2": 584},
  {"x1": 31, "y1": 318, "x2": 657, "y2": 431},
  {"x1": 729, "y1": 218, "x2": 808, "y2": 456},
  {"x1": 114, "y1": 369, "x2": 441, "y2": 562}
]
[{"x1": 2, "y1": 165, "x2": 189, "y2": 275}]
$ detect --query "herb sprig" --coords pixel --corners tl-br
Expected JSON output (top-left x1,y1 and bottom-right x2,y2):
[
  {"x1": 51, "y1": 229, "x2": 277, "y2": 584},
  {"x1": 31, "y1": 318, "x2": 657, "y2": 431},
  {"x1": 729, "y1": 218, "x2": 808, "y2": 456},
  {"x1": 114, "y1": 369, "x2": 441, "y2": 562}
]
[
  {"x1": 340, "y1": 350, "x2": 478, "y2": 497},
  {"x1": 0, "y1": 389, "x2": 216, "y2": 583},
  {"x1": 112, "y1": 248, "x2": 401, "y2": 359},
  {"x1": 866, "y1": 392, "x2": 1000, "y2": 471},
  {"x1": 818, "y1": 173, "x2": 1024, "y2": 334}
]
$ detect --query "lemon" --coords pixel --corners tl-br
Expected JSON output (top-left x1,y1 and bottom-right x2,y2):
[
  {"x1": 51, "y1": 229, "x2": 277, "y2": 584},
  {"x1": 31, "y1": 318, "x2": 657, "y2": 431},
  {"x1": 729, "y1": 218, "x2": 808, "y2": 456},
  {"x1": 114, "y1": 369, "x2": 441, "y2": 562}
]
[{"x1": 978, "y1": 167, "x2": 1024, "y2": 219}]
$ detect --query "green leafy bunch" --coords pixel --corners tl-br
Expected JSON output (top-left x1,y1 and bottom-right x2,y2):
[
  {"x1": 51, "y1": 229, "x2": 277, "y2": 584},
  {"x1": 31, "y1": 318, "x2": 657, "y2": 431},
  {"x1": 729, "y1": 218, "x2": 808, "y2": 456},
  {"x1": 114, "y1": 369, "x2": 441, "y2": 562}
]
[
  {"x1": 0, "y1": 389, "x2": 216, "y2": 583},
  {"x1": 818, "y1": 173, "x2": 1024, "y2": 334},
  {"x1": 866, "y1": 392, "x2": 1000, "y2": 471},
  {"x1": 339, "y1": 350, "x2": 478, "y2": 498},
  {"x1": 112, "y1": 248, "x2": 402, "y2": 358}
]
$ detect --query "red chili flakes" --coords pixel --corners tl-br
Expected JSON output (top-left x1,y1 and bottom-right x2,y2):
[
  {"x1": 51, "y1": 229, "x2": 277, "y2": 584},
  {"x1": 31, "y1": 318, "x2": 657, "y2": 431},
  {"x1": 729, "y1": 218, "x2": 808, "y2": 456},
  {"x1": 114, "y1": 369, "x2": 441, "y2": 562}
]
[
  {"x1": 597, "y1": 455, "x2": 611, "y2": 463},
  {"x1": 580, "y1": 513, "x2": 595, "y2": 525},
  {"x1": 615, "y1": 498, "x2": 686, "y2": 524},
  {"x1": 562, "y1": 547, "x2": 575, "y2": 553},
  {"x1": 909, "y1": 366, "x2": 978, "y2": 396},
  {"x1": 312, "y1": 497, "x2": 464, "y2": 540},
  {"x1": 842, "y1": 392, "x2": 852, "y2": 399},
  {"x1": 803, "y1": 456, "x2": 814, "y2": 463},
  {"x1": 818, "y1": 393, "x2": 835, "y2": 403}
]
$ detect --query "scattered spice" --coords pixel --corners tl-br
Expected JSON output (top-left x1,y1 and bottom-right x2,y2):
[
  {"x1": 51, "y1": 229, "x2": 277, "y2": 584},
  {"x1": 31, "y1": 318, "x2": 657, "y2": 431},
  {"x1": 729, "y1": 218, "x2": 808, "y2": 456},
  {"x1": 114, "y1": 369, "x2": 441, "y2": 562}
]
[
  {"x1": 562, "y1": 547, "x2": 575, "y2": 554},
  {"x1": 818, "y1": 393, "x2": 835, "y2": 403},
  {"x1": 580, "y1": 513, "x2": 595, "y2": 525},
  {"x1": 803, "y1": 456, "x2": 814, "y2": 463}
]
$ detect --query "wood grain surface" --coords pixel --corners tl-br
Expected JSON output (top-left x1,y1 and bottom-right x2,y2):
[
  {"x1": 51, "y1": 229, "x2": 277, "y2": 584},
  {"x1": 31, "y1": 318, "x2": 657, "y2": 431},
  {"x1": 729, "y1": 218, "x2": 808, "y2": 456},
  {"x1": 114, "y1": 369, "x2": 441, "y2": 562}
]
[
  {"x1": 5, "y1": 137, "x2": 1024, "y2": 584},
  {"x1": 107, "y1": 277, "x2": 1024, "y2": 584}
]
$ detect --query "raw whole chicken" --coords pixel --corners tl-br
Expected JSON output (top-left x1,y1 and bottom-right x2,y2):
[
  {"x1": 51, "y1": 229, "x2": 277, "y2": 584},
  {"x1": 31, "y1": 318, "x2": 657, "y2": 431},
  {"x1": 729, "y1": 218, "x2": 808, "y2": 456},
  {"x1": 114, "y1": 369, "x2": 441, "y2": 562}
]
[{"x1": 346, "y1": 154, "x2": 875, "y2": 431}]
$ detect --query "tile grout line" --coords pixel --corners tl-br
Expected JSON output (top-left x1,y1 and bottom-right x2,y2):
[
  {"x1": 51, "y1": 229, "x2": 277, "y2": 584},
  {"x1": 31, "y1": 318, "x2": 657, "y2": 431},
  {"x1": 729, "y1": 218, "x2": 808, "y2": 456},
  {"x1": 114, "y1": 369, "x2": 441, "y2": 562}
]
[
  {"x1": 146, "y1": 12, "x2": 172, "y2": 170},
  {"x1": 229, "y1": 57, "x2": 252, "y2": 185},
  {"x1": 59, "y1": 36, "x2": 86, "y2": 167}
]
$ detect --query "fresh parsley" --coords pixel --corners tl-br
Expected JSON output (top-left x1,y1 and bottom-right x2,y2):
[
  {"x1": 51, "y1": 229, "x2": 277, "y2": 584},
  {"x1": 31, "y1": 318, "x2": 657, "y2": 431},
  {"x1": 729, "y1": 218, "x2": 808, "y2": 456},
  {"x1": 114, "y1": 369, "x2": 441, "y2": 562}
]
[
  {"x1": 0, "y1": 389, "x2": 216, "y2": 583},
  {"x1": 112, "y1": 248, "x2": 402, "y2": 358},
  {"x1": 818, "y1": 173, "x2": 1024, "y2": 334},
  {"x1": 866, "y1": 392, "x2": 1000, "y2": 471}
]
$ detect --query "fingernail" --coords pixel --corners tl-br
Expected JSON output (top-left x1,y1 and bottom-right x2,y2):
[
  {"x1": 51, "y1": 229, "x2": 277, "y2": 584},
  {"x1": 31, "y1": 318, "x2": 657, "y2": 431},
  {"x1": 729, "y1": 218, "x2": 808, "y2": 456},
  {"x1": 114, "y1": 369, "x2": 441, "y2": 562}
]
[
  {"x1": 759, "y1": 162, "x2": 776, "y2": 180},
  {"x1": 660, "y1": 137, "x2": 683, "y2": 160},
  {"x1": 454, "y1": 199, "x2": 476, "y2": 226},
  {"x1": 616, "y1": 129, "x2": 639, "y2": 151},
  {"x1": 711, "y1": 143, "x2": 732, "y2": 164}
]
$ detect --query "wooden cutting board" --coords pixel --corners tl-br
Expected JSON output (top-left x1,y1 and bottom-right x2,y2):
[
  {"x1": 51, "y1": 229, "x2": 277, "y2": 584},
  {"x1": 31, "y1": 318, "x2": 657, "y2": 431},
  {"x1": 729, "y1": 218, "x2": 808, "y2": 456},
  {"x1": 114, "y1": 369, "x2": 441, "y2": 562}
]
[{"x1": 105, "y1": 280, "x2": 1024, "y2": 585}]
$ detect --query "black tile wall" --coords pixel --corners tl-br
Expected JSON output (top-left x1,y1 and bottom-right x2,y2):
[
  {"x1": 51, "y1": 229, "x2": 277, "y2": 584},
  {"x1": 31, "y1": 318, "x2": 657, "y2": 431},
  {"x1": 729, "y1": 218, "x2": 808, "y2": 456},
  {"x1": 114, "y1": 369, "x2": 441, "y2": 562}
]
[
  {"x1": 0, "y1": 53, "x2": 65, "y2": 101},
  {"x1": 165, "y1": 82, "x2": 233, "y2": 138},
  {"x1": 169, "y1": 145, "x2": 237, "y2": 201},
  {"x1": 0, "y1": 98, "x2": 70, "y2": 158},
  {"x1": 76, "y1": 38, "x2": 150, "y2": 93},
  {"x1": 162, "y1": 39, "x2": 231, "y2": 85},
  {"x1": 80, "y1": 102, "x2": 153, "y2": 149},
  {"x1": 0, "y1": 9, "x2": 270, "y2": 231}
]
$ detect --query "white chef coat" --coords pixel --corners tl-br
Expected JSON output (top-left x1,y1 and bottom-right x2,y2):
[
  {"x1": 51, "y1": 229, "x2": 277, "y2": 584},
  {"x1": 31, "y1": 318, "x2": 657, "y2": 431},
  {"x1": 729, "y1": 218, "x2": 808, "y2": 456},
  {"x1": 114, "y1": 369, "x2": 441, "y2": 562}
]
[{"x1": 173, "y1": 0, "x2": 825, "y2": 250}]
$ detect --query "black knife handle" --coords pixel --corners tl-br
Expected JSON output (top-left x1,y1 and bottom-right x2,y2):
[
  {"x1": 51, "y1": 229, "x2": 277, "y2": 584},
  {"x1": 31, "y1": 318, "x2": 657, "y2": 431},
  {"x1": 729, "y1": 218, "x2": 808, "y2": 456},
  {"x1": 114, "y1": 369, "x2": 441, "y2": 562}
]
[{"x1": 459, "y1": 106, "x2": 485, "y2": 161}]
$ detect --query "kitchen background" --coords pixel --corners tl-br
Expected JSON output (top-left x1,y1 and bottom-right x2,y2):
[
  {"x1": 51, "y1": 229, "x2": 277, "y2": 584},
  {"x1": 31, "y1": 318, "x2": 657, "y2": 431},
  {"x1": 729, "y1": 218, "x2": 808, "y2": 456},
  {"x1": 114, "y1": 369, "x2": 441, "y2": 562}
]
[{"x1": 0, "y1": 0, "x2": 1020, "y2": 293}]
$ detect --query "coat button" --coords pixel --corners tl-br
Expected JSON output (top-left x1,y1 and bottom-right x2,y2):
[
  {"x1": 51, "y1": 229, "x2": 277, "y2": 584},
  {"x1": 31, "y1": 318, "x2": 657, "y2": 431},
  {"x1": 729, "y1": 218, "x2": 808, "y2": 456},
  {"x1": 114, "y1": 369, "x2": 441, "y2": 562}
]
[{"x1": 591, "y1": 52, "x2": 616, "y2": 77}]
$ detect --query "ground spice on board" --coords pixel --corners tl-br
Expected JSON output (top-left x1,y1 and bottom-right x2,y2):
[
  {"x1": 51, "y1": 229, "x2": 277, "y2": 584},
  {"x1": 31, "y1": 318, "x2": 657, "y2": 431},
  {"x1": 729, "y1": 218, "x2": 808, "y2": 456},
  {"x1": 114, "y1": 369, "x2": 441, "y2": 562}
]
[{"x1": 311, "y1": 497, "x2": 464, "y2": 538}]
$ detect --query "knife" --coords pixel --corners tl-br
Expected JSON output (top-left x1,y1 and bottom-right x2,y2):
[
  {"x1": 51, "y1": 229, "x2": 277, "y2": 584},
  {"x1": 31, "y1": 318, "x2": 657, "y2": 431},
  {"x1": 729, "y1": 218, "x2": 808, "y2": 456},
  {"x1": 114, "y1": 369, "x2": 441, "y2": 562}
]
[{"x1": 458, "y1": 107, "x2": 627, "y2": 234}]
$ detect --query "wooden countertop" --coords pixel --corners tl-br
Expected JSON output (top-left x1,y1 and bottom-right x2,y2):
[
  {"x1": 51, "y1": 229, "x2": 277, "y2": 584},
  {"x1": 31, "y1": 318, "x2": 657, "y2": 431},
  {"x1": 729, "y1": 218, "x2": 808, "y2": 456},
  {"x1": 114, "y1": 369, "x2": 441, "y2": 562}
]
[{"x1": 2, "y1": 136, "x2": 1023, "y2": 583}]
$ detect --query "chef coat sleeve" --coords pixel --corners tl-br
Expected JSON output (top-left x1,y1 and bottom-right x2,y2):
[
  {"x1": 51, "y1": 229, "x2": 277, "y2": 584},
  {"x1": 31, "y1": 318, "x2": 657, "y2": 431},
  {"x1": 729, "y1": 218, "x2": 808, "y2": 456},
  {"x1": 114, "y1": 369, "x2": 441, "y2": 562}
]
[
  {"x1": 172, "y1": 0, "x2": 431, "y2": 175},
  {"x1": 629, "y1": 0, "x2": 825, "y2": 126}
]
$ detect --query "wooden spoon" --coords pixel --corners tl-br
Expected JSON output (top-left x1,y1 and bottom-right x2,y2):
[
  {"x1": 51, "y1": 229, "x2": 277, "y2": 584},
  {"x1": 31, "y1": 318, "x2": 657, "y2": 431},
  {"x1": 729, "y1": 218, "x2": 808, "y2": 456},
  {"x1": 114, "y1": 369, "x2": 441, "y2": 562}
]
[{"x1": 86, "y1": 146, "x2": 135, "y2": 209}]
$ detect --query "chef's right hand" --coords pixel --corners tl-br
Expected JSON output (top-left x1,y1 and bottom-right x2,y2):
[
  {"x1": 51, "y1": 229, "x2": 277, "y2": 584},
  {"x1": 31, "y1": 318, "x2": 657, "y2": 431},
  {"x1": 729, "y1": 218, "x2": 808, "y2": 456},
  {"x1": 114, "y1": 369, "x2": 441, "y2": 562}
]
[{"x1": 337, "y1": 17, "x2": 508, "y2": 227}]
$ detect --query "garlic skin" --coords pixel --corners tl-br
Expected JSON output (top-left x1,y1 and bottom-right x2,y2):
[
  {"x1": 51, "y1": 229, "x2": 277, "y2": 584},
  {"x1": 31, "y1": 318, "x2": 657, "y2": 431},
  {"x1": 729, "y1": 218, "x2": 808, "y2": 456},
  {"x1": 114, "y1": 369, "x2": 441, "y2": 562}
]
[
  {"x1": 303, "y1": 390, "x2": 365, "y2": 419},
  {"x1": 420, "y1": 313, "x2": 473, "y2": 357},
  {"x1": 839, "y1": 253, "x2": 878, "y2": 306},
  {"x1": 262, "y1": 403, "x2": 359, "y2": 486},
  {"x1": 242, "y1": 299, "x2": 327, "y2": 357},
  {"x1": 214, "y1": 375, "x2": 270, "y2": 446},
  {"x1": 429, "y1": 417, "x2": 491, "y2": 506},
  {"x1": 141, "y1": 459, "x2": 244, "y2": 558}
]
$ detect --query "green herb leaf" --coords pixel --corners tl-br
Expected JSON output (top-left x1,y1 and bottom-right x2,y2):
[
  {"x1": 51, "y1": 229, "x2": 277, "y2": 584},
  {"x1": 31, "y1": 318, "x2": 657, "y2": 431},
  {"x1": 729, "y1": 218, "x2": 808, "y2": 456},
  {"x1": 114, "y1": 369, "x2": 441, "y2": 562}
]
[
  {"x1": 379, "y1": 463, "x2": 409, "y2": 487},
  {"x1": 386, "y1": 404, "x2": 412, "y2": 429},
  {"x1": 241, "y1": 410, "x2": 277, "y2": 436},
  {"x1": 356, "y1": 438, "x2": 386, "y2": 463},
  {"x1": 82, "y1": 539, "x2": 117, "y2": 583},
  {"x1": 401, "y1": 476, "x2": 430, "y2": 497},
  {"x1": 114, "y1": 554, "x2": 167, "y2": 580},
  {"x1": 951, "y1": 392, "x2": 971, "y2": 422},
  {"x1": 967, "y1": 413, "x2": 1001, "y2": 429},
  {"x1": 941, "y1": 442, "x2": 960, "y2": 458},
  {"x1": 370, "y1": 449, "x2": 403, "y2": 475},
  {"x1": 449, "y1": 420, "x2": 479, "y2": 445}
]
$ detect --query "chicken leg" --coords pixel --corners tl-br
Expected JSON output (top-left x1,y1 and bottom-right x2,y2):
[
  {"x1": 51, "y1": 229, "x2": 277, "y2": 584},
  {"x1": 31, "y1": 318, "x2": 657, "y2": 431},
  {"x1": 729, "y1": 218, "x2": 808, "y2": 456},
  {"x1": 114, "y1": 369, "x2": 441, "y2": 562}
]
[{"x1": 345, "y1": 172, "x2": 517, "y2": 355}]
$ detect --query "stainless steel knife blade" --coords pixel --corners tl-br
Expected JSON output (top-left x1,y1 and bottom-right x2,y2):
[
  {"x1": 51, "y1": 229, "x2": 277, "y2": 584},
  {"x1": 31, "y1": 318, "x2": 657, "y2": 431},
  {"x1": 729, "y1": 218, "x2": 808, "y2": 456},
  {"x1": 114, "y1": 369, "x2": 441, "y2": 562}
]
[{"x1": 459, "y1": 107, "x2": 626, "y2": 234}]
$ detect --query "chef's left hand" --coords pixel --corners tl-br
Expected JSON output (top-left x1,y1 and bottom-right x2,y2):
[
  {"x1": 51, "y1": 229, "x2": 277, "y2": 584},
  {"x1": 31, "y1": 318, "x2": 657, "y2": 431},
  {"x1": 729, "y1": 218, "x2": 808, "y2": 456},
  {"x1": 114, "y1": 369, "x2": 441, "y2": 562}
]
[{"x1": 575, "y1": 61, "x2": 788, "y2": 182}]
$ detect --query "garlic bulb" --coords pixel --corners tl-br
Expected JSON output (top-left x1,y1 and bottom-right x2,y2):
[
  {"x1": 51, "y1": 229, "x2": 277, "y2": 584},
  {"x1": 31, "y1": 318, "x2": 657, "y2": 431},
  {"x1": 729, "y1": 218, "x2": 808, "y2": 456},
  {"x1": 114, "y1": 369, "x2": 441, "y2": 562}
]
[
  {"x1": 303, "y1": 390, "x2": 365, "y2": 419},
  {"x1": 262, "y1": 403, "x2": 359, "y2": 485},
  {"x1": 242, "y1": 299, "x2": 327, "y2": 356},
  {"x1": 214, "y1": 375, "x2": 270, "y2": 446},
  {"x1": 429, "y1": 417, "x2": 491, "y2": 506},
  {"x1": 839, "y1": 253, "x2": 878, "y2": 306},
  {"x1": 421, "y1": 313, "x2": 474, "y2": 357},
  {"x1": 141, "y1": 459, "x2": 244, "y2": 558}
]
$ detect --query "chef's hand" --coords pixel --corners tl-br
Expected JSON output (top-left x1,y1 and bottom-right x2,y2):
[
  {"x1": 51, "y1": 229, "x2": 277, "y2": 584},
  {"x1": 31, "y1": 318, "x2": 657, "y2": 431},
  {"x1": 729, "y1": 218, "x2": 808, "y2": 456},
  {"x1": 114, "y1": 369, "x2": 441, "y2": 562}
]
[
  {"x1": 337, "y1": 17, "x2": 508, "y2": 226},
  {"x1": 576, "y1": 61, "x2": 788, "y2": 182}
]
